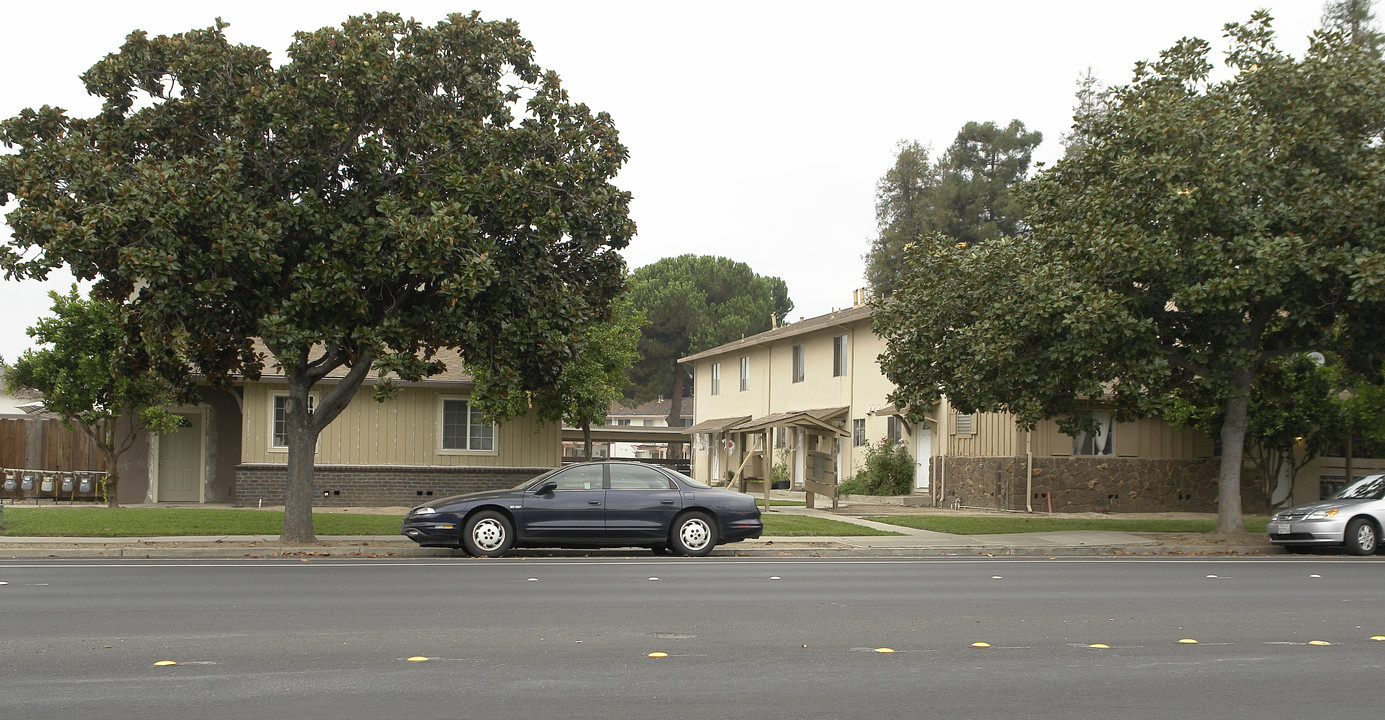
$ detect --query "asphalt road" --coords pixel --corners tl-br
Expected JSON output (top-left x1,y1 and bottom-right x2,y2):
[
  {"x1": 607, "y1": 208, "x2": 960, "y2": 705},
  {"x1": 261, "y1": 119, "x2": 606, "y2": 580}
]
[{"x1": 2, "y1": 556, "x2": 1381, "y2": 719}]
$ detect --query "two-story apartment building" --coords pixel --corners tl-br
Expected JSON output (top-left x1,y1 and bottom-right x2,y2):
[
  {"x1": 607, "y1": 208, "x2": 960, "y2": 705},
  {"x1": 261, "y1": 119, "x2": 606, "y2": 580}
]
[{"x1": 680, "y1": 295, "x2": 1273, "y2": 513}]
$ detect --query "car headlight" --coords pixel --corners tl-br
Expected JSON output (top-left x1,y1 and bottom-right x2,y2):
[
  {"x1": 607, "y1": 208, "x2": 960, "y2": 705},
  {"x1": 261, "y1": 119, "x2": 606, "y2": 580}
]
[
  {"x1": 412, "y1": 506, "x2": 438, "y2": 516},
  {"x1": 1306, "y1": 508, "x2": 1339, "y2": 519}
]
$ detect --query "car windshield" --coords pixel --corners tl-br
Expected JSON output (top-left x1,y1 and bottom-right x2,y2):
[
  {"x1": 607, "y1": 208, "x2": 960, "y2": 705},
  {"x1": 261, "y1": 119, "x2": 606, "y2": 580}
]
[{"x1": 1333, "y1": 474, "x2": 1385, "y2": 501}]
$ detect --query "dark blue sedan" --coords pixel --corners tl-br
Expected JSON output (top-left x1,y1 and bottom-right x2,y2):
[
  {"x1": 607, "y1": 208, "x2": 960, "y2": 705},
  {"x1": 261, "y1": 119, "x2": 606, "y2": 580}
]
[{"x1": 400, "y1": 461, "x2": 764, "y2": 557}]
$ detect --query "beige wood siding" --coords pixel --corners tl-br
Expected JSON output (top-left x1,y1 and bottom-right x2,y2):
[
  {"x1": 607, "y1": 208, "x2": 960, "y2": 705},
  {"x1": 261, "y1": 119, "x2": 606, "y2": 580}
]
[
  {"x1": 949, "y1": 410, "x2": 1019, "y2": 457},
  {"x1": 1033, "y1": 415, "x2": 1213, "y2": 459},
  {"x1": 241, "y1": 383, "x2": 559, "y2": 467}
]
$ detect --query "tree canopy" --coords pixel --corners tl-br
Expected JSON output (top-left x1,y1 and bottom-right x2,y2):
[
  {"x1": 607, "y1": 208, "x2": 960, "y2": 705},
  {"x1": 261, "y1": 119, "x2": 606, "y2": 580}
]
[
  {"x1": 875, "y1": 12, "x2": 1385, "y2": 533},
  {"x1": 3, "y1": 288, "x2": 183, "y2": 505},
  {"x1": 864, "y1": 120, "x2": 1041, "y2": 297},
  {"x1": 1323, "y1": 0, "x2": 1385, "y2": 56},
  {"x1": 0, "y1": 13, "x2": 633, "y2": 540},
  {"x1": 625, "y1": 255, "x2": 791, "y2": 433}
]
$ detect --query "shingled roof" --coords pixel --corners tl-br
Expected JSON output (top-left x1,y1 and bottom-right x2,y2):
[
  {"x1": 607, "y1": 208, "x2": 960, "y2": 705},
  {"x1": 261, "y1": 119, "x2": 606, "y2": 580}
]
[{"x1": 678, "y1": 304, "x2": 872, "y2": 364}]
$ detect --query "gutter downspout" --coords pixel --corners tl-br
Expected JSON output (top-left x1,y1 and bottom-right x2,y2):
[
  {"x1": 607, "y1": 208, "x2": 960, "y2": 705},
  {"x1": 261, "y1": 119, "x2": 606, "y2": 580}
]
[
  {"x1": 938, "y1": 396, "x2": 948, "y2": 508},
  {"x1": 1025, "y1": 430, "x2": 1033, "y2": 513}
]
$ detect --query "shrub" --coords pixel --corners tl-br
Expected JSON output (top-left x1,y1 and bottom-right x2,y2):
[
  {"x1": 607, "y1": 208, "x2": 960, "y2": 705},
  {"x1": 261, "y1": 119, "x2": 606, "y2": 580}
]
[{"x1": 839, "y1": 439, "x2": 914, "y2": 496}]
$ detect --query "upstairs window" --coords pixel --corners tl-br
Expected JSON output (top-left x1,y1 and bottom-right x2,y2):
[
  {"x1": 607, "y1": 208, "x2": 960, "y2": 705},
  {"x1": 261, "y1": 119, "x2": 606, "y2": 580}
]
[
  {"x1": 739, "y1": 356, "x2": 750, "y2": 392},
  {"x1": 833, "y1": 335, "x2": 848, "y2": 377},
  {"x1": 711, "y1": 363, "x2": 721, "y2": 395},
  {"x1": 792, "y1": 344, "x2": 805, "y2": 383}
]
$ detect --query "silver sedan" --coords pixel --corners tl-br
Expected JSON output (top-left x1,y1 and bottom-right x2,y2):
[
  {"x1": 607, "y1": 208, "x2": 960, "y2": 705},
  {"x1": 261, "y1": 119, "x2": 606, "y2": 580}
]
[{"x1": 1268, "y1": 474, "x2": 1385, "y2": 555}]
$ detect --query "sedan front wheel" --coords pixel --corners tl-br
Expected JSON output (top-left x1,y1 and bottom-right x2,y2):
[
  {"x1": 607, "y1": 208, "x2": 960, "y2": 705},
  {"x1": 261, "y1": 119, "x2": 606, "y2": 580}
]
[
  {"x1": 670, "y1": 511, "x2": 717, "y2": 557},
  {"x1": 463, "y1": 510, "x2": 514, "y2": 558},
  {"x1": 1344, "y1": 517, "x2": 1379, "y2": 556}
]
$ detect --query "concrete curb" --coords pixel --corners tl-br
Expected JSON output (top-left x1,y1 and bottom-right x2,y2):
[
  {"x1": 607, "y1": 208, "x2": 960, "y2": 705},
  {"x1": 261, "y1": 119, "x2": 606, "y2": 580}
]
[{"x1": 0, "y1": 540, "x2": 1287, "y2": 560}]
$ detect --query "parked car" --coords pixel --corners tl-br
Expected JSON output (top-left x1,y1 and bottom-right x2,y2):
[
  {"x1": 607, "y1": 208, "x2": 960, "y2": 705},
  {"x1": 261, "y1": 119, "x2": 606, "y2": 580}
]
[
  {"x1": 1267, "y1": 473, "x2": 1385, "y2": 555},
  {"x1": 401, "y1": 460, "x2": 763, "y2": 557}
]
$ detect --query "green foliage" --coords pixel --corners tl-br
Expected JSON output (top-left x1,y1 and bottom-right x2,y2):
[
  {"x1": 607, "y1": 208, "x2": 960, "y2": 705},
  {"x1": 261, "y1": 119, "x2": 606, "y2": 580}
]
[
  {"x1": 865, "y1": 121, "x2": 1041, "y2": 297},
  {"x1": 1322, "y1": 0, "x2": 1385, "y2": 56},
  {"x1": 876, "y1": 12, "x2": 1385, "y2": 533},
  {"x1": 625, "y1": 255, "x2": 792, "y2": 403},
  {"x1": 560, "y1": 294, "x2": 646, "y2": 430},
  {"x1": 839, "y1": 440, "x2": 914, "y2": 496},
  {"x1": 0, "y1": 13, "x2": 632, "y2": 538},
  {"x1": 3, "y1": 287, "x2": 183, "y2": 505}
]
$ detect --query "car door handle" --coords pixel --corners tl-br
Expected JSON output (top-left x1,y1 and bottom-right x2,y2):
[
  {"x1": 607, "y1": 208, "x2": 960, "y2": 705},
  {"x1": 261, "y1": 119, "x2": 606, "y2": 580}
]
[
  {"x1": 588, "y1": 500, "x2": 602, "y2": 506},
  {"x1": 660, "y1": 500, "x2": 675, "y2": 505}
]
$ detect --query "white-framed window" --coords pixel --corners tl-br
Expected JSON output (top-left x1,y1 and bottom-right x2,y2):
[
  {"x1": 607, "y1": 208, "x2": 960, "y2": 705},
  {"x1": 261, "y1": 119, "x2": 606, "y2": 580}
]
[
  {"x1": 739, "y1": 356, "x2": 750, "y2": 392},
  {"x1": 833, "y1": 335, "x2": 848, "y2": 377},
  {"x1": 887, "y1": 415, "x2": 903, "y2": 442},
  {"x1": 852, "y1": 418, "x2": 866, "y2": 447},
  {"x1": 711, "y1": 362, "x2": 721, "y2": 395},
  {"x1": 792, "y1": 344, "x2": 805, "y2": 383},
  {"x1": 1072, "y1": 410, "x2": 1115, "y2": 456},
  {"x1": 440, "y1": 398, "x2": 495, "y2": 453},
  {"x1": 270, "y1": 393, "x2": 316, "y2": 450}
]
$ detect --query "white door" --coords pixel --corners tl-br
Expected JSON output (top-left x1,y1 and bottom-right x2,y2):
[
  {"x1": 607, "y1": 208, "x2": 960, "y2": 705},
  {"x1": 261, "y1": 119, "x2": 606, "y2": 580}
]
[
  {"x1": 914, "y1": 427, "x2": 931, "y2": 490},
  {"x1": 158, "y1": 413, "x2": 203, "y2": 502}
]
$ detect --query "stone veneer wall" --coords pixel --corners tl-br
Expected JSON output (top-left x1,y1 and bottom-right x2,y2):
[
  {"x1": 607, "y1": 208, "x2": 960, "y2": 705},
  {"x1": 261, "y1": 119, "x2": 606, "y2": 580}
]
[
  {"x1": 939, "y1": 456, "x2": 1268, "y2": 513},
  {"x1": 234, "y1": 464, "x2": 549, "y2": 507}
]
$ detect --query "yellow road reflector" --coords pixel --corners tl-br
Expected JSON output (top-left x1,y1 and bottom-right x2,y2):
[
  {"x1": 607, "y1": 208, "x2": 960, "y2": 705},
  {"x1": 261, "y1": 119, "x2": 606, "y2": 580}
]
[
  {"x1": 874, "y1": 648, "x2": 896, "y2": 654},
  {"x1": 407, "y1": 656, "x2": 430, "y2": 662},
  {"x1": 648, "y1": 652, "x2": 669, "y2": 658},
  {"x1": 1308, "y1": 640, "x2": 1331, "y2": 646},
  {"x1": 1089, "y1": 644, "x2": 1110, "y2": 649},
  {"x1": 1179, "y1": 639, "x2": 1199, "y2": 644},
  {"x1": 1371, "y1": 636, "x2": 1385, "y2": 642},
  {"x1": 153, "y1": 661, "x2": 177, "y2": 666},
  {"x1": 971, "y1": 642, "x2": 991, "y2": 648}
]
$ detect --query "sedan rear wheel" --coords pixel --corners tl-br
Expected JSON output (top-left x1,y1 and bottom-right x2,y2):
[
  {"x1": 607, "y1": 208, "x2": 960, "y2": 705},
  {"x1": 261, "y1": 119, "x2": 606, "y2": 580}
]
[
  {"x1": 1344, "y1": 517, "x2": 1378, "y2": 556},
  {"x1": 463, "y1": 510, "x2": 514, "y2": 558},
  {"x1": 670, "y1": 511, "x2": 716, "y2": 557}
]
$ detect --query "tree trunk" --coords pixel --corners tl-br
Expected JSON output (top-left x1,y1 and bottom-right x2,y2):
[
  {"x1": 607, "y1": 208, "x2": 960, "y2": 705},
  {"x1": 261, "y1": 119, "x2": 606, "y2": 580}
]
[
  {"x1": 1215, "y1": 381, "x2": 1250, "y2": 534},
  {"x1": 667, "y1": 361, "x2": 685, "y2": 460},
  {"x1": 281, "y1": 379, "x2": 318, "y2": 543},
  {"x1": 582, "y1": 420, "x2": 593, "y2": 461},
  {"x1": 277, "y1": 348, "x2": 375, "y2": 544}
]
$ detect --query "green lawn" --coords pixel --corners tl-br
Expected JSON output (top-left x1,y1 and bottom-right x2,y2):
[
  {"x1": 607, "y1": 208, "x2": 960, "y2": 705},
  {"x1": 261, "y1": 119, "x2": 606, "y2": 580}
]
[
  {"x1": 761, "y1": 513, "x2": 899, "y2": 537},
  {"x1": 0, "y1": 507, "x2": 401, "y2": 537},
  {"x1": 864, "y1": 514, "x2": 1270, "y2": 535}
]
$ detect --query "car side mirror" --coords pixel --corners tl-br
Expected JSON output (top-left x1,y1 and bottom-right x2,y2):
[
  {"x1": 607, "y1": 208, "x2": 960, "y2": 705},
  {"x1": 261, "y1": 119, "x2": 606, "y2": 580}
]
[{"x1": 535, "y1": 482, "x2": 558, "y2": 495}]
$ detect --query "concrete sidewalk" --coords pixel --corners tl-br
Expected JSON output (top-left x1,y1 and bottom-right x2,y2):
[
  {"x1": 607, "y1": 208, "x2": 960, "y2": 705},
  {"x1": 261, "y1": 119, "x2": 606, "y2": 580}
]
[{"x1": 0, "y1": 504, "x2": 1282, "y2": 559}]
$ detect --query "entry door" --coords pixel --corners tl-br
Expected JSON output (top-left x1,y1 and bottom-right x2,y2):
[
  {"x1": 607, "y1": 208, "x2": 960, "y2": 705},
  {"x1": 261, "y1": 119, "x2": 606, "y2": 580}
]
[
  {"x1": 159, "y1": 413, "x2": 203, "y2": 502},
  {"x1": 914, "y1": 427, "x2": 931, "y2": 491}
]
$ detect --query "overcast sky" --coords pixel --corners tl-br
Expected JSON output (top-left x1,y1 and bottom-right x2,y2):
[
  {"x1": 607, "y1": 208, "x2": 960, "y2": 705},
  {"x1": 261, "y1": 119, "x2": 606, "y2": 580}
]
[{"x1": 0, "y1": 0, "x2": 1328, "y2": 361}]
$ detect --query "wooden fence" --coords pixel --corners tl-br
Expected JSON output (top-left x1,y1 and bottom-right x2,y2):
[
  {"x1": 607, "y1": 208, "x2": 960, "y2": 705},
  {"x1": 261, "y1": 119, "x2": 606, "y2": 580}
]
[{"x1": 0, "y1": 416, "x2": 105, "y2": 471}]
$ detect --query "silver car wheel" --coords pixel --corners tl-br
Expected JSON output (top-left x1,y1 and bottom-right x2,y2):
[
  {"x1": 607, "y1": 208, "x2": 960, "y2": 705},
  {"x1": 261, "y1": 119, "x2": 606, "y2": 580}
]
[
  {"x1": 679, "y1": 516, "x2": 711, "y2": 551},
  {"x1": 472, "y1": 517, "x2": 507, "y2": 552},
  {"x1": 1345, "y1": 517, "x2": 1378, "y2": 556}
]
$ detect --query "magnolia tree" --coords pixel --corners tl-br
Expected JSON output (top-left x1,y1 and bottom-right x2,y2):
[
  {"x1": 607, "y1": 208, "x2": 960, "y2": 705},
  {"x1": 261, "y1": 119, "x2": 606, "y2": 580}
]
[
  {"x1": 0, "y1": 13, "x2": 633, "y2": 541},
  {"x1": 876, "y1": 13, "x2": 1385, "y2": 533}
]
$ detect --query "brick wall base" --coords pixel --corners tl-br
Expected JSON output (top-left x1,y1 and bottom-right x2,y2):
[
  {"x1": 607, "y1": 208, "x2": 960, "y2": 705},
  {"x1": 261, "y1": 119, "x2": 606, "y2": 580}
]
[
  {"x1": 233, "y1": 464, "x2": 548, "y2": 507},
  {"x1": 938, "y1": 456, "x2": 1269, "y2": 514}
]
